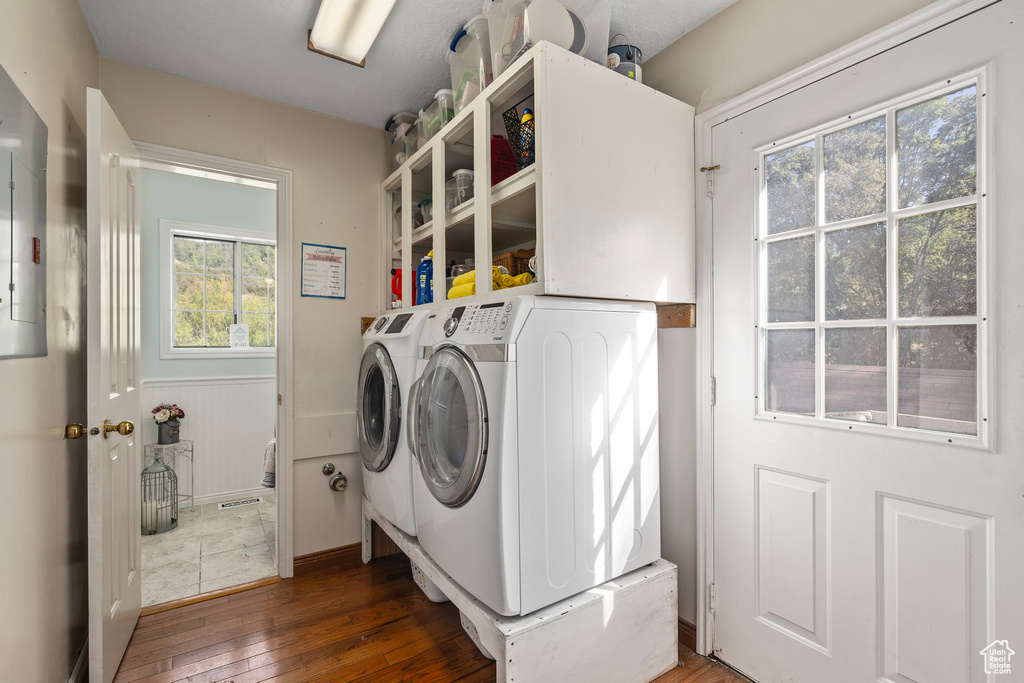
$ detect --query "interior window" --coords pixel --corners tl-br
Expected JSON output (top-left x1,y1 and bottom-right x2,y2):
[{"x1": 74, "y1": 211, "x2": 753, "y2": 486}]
[
  {"x1": 171, "y1": 233, "x2": 276, "y2": 349},
  {"x1": 759, "y1": 80, "x2": 980, "y2": 437}
]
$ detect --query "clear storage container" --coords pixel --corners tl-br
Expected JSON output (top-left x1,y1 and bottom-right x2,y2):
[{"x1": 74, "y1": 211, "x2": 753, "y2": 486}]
[
  {"x1": 447, "y1": 16, "x2": 493, "y2": 113},
  {"x1": 486, "y1": 0, "x2": 612, "y2": 75},
  {"x1": 445, "y1": 169, "x2": 475, "y2": 211},
  {"x1": 418, "y1": 196, "x2": 433, "y2": 222},
  {"x1": 405, "y1": 113, "x2": 427, "y2": 155},
  {"x1": 385, "y1": 112, "x2": 418, "y2": 173},
  {"x1": 422, "y1": 89, "x2": 455, "y2": 140}
]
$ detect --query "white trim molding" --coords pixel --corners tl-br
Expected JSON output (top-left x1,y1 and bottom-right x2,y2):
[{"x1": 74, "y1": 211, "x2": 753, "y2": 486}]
[
  {"x1": 135, "y1": 141, "x2": 296, "y2": 578},
  {"x1": 692, "y1": 0, "x2": 991, "y2": 656},
  {"x1": 67, "y1": 637, "x2": 88, "y2": 683}
]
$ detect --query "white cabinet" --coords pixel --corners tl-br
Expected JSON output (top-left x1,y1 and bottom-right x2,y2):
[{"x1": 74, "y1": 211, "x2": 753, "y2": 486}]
[{"x1": 381, "y1": 42, "x2": 695, "y2": 311}]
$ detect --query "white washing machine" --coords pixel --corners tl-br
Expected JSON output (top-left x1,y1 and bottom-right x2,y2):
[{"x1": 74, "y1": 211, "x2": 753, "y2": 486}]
[
  {"x1": 357, "y1": 310, "x2": 429, "y2": 536},
  {"x1": 408, "y1": 295, "x2": 661, "y2": 616}
]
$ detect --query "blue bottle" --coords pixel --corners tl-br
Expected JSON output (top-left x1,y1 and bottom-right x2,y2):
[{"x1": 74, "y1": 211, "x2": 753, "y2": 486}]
[{"x1": 416, "y1": 251, "x2": 434, "y2": 305}]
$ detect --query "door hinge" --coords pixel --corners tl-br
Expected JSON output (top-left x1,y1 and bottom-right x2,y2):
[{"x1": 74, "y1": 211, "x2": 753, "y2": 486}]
[
  {"x1": 8, "y1": 180, "x2": 14, "y2": 190},
  {"x1": 700, "y1": 164, "x2": 720, "y2": 198},
  {"x1": 709, "y1": 584, "x2": 717, "y2": 613},
  {"x1": 277, "y1": 393, "x2": 282, "y2": 406},
  {"x1": 710, "y1": 376, "x2": 716, "y2": 406}
]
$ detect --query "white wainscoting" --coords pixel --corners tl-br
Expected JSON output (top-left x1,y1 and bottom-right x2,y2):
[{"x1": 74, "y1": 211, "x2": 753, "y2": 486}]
[{"x1": 140, "y1": 376, "x2": 276, "y2": 505}]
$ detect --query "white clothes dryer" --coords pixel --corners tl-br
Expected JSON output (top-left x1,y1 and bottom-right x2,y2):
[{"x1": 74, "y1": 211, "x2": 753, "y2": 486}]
[
  {"x1": 408, "y1": 295, "x2": 661, "y2": 616},
  {"x1": 357, "y1": 310, "x2": 429, "y2": 536}
]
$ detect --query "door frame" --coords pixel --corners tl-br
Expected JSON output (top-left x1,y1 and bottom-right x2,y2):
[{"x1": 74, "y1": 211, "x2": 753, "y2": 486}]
[
  {"x1": 132, "y1": 141, "x2": 297, "y2": 578},
  {"x1": 692, "y1": 0, "x2": 996, "y2": 656}
]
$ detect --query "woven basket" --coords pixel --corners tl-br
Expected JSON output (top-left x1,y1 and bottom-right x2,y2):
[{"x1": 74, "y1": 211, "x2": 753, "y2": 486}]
[{"x1": 493, "y1": 249, "x2": 535, "y2": 277}]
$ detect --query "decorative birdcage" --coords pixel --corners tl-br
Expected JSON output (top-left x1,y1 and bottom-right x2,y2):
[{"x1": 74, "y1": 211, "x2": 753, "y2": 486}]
[{"x1": 141, "y1": 454, "x2": 178, "y2": 535}]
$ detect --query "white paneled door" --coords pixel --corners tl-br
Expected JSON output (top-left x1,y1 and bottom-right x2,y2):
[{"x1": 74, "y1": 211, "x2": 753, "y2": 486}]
[
  {"x1": 710, "y1": 4, "x2": 1023, "y2": 682},
  {"x1": 86, "y1": 88, "x2": 142, "y2": 683}
]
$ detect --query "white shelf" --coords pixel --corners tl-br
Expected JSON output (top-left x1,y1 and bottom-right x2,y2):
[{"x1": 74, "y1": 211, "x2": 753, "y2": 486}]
[{"x1": 380, "y1": 41, "x2": 696, "y2": 312}]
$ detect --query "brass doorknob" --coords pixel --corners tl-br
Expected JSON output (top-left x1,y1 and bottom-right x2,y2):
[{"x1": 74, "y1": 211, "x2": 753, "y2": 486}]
[
  {"x1": 103, "y1": 419, "x2": 135, "y2": 439},
  {"x1": 64, "y1": 423, "x2": 86, "y2": 439}
]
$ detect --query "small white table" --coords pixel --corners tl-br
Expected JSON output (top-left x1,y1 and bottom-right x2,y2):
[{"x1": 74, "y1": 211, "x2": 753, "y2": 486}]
[{"x1": 144, "y1": 440, "x2": 195, "y2": 512}]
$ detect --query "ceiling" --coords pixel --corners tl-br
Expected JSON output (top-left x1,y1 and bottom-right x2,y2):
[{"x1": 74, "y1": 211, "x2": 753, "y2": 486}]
[{"x1": 78, "y1": 0, "x2": 734, "y2": 129}]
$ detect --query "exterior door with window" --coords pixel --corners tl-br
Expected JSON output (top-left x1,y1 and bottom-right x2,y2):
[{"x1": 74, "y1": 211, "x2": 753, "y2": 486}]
[{"x1": 710, "y1": 4, "x2": 1023, "y2": 681}]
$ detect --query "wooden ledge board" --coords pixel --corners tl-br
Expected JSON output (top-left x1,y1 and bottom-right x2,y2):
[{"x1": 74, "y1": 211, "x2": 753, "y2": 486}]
[{"x1": 656, "y1": 303, "x2": 695, "y2": 329}]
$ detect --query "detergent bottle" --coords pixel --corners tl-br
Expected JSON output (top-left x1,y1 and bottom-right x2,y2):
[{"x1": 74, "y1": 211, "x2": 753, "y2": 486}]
[{"x1": 416, "y1": 251, "x2": 434, "y2": 305}]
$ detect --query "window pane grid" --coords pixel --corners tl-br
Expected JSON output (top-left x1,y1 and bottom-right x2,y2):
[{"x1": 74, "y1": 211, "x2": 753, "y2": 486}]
[
  {"x1": 758, "y1": 77, "x2": 982, "y2": 439},
  {"x1": 171, "y1": 234, "x2": 276, "y2": 350}
]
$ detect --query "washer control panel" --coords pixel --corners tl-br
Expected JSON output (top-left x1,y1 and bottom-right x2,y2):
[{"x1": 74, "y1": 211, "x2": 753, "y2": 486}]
[{"x1": 441, "y1": 300, "x2": 515, "y2": 341}]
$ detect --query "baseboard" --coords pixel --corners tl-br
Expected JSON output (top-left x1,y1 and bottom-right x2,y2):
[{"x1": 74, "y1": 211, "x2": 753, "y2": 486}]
[
  {"x1": 678, "y1": 618, "x2": 697, "y2": 652},
  {"x1": 67, "y1": 637, "x2": 88, "y2": 683},
  {"x1": 139, "y1": 576, "x2": 281, "y2": 617},
  {"x1": 190, "y1": 486, "x2": 271, "y2": 508},
  {"x1": 294, "y1": 543, "x2": 363, "y2": 575}
]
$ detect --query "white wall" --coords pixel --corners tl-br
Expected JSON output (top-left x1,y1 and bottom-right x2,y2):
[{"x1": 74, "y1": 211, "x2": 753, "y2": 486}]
[
  {"x1": 98, "y1": 58, "x2": 385, "y2": 557},
  {"x1": 0, "y1": 0, "x2": 98, "y2": 680},
  {"x1": 645, "y1": 0, "x2": 936, "y2": 626},
  {"x1": 140, "y1": 377, "x2": 277, "y2": 504}
]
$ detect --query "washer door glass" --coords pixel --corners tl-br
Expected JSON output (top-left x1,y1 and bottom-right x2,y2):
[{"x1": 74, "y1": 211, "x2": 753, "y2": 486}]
[
  {"x1": 358, "y1": 343, "x2": 400, "y2": 472},
  {"x1": 415, "y1": 347, "x2": 487, "y2": 507}
]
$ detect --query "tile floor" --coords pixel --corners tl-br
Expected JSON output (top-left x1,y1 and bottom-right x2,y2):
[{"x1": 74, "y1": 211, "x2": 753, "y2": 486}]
[{"x1": 140, "y1": 493, "x2": 277, "y2": 607}]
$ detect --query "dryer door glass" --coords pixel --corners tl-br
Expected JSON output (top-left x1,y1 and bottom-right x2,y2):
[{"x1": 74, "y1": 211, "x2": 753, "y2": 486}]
[
  {"x1": 358, "y1": 343, "x2": 401, "y2": 472},
  {"x1": 415, "y1": 347, "x2": 487, "y2": 507}
]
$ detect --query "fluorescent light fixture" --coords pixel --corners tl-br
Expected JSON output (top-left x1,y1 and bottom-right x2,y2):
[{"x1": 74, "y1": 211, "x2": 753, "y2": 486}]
[{"x1": 308, "y1": 0, "x2": 398, "y2": 68}]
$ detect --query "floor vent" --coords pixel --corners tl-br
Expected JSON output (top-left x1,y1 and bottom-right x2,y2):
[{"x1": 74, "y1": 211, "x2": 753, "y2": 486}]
[{"x1": 218, "y1": 497, "x2": 263, "y2": 510}]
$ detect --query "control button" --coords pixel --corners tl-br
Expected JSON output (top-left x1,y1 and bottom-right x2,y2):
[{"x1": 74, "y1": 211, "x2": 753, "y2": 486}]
[
  {"x1": 500, "y1": 316, "x2": 508, "y2": 330},
  {"x1": 504, "y1": 302, "x2": 513, "y2": 312},
  {"x1": 443, "y1": 317, "x2": 459, "y2": 337},
  {"x1": 374, "y1": 317, "x2": 389, "y2": 332}
]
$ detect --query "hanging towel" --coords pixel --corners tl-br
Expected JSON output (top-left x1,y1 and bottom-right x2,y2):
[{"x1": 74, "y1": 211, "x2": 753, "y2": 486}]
[
  {"x1": 448, "y1": 282, "x2": 476, "y2": 299},
  {"x1": 261, "y1": 437, "x2": 276, "y2": 488}
]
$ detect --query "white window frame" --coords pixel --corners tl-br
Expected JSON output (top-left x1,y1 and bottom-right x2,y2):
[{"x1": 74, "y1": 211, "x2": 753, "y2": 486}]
[
  {"x1": 753, "y1": 69, "x2": 989, "y2": 449},
  {"x1": 159, "y1": 219, "x2": 277, "y2": 360}
]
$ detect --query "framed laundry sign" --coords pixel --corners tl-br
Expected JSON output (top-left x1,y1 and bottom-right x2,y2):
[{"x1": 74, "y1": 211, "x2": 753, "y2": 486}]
[{"x1": 301, "y1": 243, "x2": 346, "y2": 299}]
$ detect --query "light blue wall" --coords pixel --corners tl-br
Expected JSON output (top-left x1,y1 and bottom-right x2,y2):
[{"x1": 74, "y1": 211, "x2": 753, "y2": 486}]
[{"x1": 140, "y1": 169, "x2": 277, "y2": 379}]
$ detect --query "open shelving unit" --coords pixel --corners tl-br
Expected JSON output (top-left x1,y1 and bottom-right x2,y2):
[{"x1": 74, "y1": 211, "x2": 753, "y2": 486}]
[{"x1": 380, "y1": 41, "x2": 696, "y2": 312}]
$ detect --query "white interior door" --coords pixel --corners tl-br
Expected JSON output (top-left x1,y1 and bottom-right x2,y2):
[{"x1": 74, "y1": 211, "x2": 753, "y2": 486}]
[
  {"x1": 710, "y1": 4, "x2": 1023, "y2": 681},
  {"x1": 86, "y1": 87, "x2": 142, "y2": 683}
]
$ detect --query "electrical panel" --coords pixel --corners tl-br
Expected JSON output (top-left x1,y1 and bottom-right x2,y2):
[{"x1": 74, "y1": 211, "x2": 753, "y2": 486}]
[{"x1": 0, "y1": 62, "x2": 47, "y2": 359}]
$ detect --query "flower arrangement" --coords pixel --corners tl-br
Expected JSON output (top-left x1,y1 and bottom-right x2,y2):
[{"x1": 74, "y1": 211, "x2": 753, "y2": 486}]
[{"x1": 151, "y1": 403, "x2": 185, "y2": 424}]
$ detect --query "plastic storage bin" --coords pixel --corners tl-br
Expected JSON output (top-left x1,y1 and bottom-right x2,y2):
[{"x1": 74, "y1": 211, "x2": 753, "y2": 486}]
[
  {"x1": 445, "y1": 169, "x2": 475, "y2": 211},
  {"x1": 486, "y1": 0, "x2": 611, "y2": 76},
  {"x1": 422, "y1": 89, "x2": 455, "y2": 140},
  {"x1": 385, "y1": 112, "x2": 417, "y2": 173},
  {"x1": 448, "y1": 16, "x2": 493, "y2": 113},
  {"x1": 418, "y1": 196, "x2": 433, "y2": 222}
]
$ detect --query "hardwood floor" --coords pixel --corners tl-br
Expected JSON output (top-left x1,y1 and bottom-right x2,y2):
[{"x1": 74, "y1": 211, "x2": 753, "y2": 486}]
[{"x1": 115, "y1": 551, "x2": 744, "y2": 682}]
